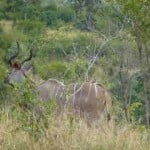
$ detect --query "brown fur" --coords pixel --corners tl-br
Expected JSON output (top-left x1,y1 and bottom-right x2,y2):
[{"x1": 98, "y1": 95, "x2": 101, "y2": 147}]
[
  {"x1": 67, "y1": 82, "x2": 112, "y2": 125},
  {"x1": 36, "y1": 79, "x2": 65, "y2": 102}
]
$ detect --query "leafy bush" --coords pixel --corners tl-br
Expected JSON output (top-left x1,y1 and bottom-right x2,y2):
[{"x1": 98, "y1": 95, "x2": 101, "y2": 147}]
[
  {"x1": 16, "y1": 19, "x2": 46, "y2": 36},
  {"x1": 0, "y1": 33, "x2": 12, "y2": 49},
  {"x1": 1, "y1": 80, "x2": 56, "y2": 137},
  {"x1": 34, "y1": 60, "x2": 74, "y2": 81},
  {"x1": 37, "y1": 26, "x2": 102, "y2": 58},
  {"x1": 129, "y1": 102, "x2": 144, "y2": 124},
  {"x1": 40, "y1": 5, "x2": 75, "y2": 27},
  {"x1": 34, "y1": 57, "x2": 95, "y2": 82},
  {"x1": 0, "y1": 20, "x2": 28, "y2": 49}
]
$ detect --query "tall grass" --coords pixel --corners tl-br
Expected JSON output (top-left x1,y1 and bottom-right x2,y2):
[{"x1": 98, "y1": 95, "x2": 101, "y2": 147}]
[{"x1": 0, "y1": 107, "x2": 149, "y2": 150}]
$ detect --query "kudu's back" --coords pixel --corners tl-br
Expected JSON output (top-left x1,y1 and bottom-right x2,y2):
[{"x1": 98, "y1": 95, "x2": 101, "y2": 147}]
[{"x1": 36, "y1": 79, "x2": 65, "y2": 102}]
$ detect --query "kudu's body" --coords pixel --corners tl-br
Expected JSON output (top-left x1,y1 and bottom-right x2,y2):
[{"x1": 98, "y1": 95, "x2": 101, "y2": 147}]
[
  {"x1": 67, "y1": 82, "x2": 112, "y2": 124},
  {"x1": 5, "y1": 41, "x2": 112, "y2": 125}
]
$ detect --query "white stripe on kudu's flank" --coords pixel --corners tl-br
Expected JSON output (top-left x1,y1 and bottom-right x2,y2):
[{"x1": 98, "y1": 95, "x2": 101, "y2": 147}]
[
  {"x1": 94, "y1": 82, "x2": 98, "y2": 97},
  {"x1": 73, "y1": 83, "x2": 78, "y2": 105},
  {"x1": 86, "y1": 82, "x2": 92, "y2": 102}
]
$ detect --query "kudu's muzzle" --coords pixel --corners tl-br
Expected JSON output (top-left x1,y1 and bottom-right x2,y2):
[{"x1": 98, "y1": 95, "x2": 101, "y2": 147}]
[{"x1": 4, "y1": 77, "x2": 9, "y2": 84}]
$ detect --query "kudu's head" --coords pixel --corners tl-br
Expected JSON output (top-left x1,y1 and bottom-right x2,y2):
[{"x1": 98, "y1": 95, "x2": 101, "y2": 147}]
[{"x1": 5, "y1": 41, "x2": 33, "y2": 86}]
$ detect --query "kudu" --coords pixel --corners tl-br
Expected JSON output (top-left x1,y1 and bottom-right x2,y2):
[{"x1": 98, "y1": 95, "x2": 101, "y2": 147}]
[
  {"x1": 5, "y1": 41, "x2": 65, "y2": 104},
  {"x1": 5, "y1": 41, "x2": 112, "y2": 125}
]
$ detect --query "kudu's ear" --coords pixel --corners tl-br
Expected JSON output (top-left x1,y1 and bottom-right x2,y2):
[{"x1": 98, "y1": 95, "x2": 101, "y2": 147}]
[{"x1": 5, "y1": 40, "x2": 20, "y2": 67}]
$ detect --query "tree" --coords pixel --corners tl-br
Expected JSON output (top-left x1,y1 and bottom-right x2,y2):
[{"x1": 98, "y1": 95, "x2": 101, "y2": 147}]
[
  {"x1": 69, "y1": 0, "x2": 102, "y2": 31},
  {"x1": 116, "y1": 0, "x2": 150, "y2": 127}
]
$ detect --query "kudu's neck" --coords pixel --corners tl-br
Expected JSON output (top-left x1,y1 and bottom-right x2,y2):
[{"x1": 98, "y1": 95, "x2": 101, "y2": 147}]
[{"x1": 25, "y1": 71, "x2": 44, "y2": 86}]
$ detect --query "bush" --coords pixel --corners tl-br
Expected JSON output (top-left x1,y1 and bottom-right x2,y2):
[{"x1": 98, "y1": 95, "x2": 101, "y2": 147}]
[
  {"x1": 40, "y1": 5, "x2": 75, "y2": 27},
  {"x1": 37, "y1": 26, "x2": 102, "y2": 58},
  {"x1": 1, "y1": 80, "x2": 56, "y2": 137},
  {"x1": 34, "y1": 60, "x2": 74, "y2": 81},
  {"x1": 16, "y1": 19, "x2": 46, "y2": 36},
  {"x1": 129, "y1": 102, "x2": 144, "y2": 124}
]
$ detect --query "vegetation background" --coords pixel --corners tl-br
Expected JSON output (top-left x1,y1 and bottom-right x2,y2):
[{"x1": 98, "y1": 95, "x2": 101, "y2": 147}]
[{"x1": 0, "y1": 0, "x2": 150, "y2": 149}]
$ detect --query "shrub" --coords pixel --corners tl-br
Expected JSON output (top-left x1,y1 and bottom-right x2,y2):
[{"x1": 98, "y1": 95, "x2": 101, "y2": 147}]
[
  {"x1": 16, "y1": 19, "x2": 46, "y2": 36},
  {"x1": 37, "y1": 26, "x2": 102, "y2": 58},
  {"x1": 2, "y1": 80, "x2": 56, "y2": 137},
  {"x1": 34, "y1": 60, "x2": 74, "y2": 81},
  {"x1": 40, "y1": 5, "x2": 75, "y2": 27}
]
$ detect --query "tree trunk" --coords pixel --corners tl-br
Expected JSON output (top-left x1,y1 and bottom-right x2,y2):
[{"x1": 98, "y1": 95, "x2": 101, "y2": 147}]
[
  {"x1": 135, "y1": 24, "x2": 150, "y2": 127},
  {"x1": 143, "y1": 43, "x2": 150, "y2": 127},
  {"x1": 85, "y1": 13, "x2": 95, "y2": 31},
  {"x1": 119, "y1": 62, "x2": 129, "y2": 122}
]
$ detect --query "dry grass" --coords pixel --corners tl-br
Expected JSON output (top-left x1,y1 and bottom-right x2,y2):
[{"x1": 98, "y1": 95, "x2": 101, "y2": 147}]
[{"x1": 0, "y1": 113, "x2": 150, "y2": 150}]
